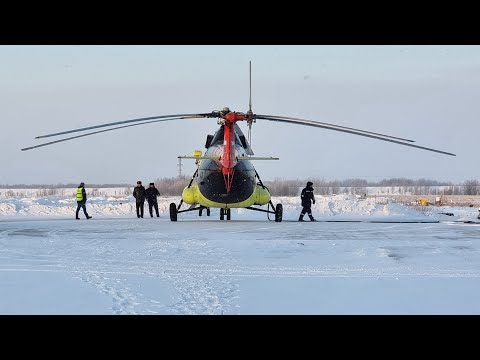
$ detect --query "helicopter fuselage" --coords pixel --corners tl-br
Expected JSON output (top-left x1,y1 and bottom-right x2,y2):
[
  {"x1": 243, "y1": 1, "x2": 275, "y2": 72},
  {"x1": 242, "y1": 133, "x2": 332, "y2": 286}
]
[{"x1": 181, "y1": 124, "x2": 271, "y2": 208}]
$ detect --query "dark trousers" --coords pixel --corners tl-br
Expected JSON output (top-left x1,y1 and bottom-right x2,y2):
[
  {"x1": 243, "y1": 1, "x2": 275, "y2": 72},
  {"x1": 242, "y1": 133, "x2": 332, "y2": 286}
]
[
  {"x1": 299, "y1": 205, "x2": 315, "y2": 220},
  {"x1": 76, "y1": 202, "x2": 88, "y2": 218},
  {"x1": 148, "y1": 200, "x2": 159, "y2": 217},
  {"x1": 300, "y1": 205, "x2": 312, "y2": 216},
  {"x1": 136, "y1": 201, "x2": 145, "y2": 218}
]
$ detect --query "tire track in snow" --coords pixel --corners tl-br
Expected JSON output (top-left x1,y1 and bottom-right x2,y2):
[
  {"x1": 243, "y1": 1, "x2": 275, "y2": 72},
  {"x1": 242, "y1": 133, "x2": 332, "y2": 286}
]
[
  {"x1": 75, "y1": 272, "x2": 139, "y2": 315},
  {"x1": 156, "y1": 263, "x2": 480, "y2": 278},
  {"x1": 144, "y1": 234, "x2": 240, "y2": 315},
  {"x1": 49, "y1": 228, "x2": 143, "y2": 314},
  {"x1": 46, "y1": 224, "x2": 240, "y2": 315}
]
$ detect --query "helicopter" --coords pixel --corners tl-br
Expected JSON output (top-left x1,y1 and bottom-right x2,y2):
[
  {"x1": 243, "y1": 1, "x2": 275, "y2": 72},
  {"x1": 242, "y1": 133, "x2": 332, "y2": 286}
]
[{"x1": 21, "y1": 62, "x2": 456, "y2": 222}]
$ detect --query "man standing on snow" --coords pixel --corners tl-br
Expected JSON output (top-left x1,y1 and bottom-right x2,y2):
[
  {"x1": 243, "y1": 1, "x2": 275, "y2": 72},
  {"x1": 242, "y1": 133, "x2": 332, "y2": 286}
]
[
  {"x1": 145, "y1": 182, "x2": 160, "y2": 217},
  {"x1": 298, "y1": 181, "x2": 316, "y2": 222},
  {"x1": 133, "y1": 180, "x2": 146, "y2": 218},
  {"x1": 76, "y1": 182, "x2": 92, "y2": 220}
]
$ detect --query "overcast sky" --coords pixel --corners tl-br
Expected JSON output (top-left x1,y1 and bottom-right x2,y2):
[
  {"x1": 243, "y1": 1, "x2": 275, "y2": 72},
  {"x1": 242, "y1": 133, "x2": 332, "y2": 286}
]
[{"x1": 1, "y1": 45, "x2": 479, "y2": 185}]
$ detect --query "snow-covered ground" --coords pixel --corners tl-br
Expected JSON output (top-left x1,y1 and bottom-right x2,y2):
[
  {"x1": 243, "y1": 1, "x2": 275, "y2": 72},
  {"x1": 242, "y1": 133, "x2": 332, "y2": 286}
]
[{"x1": 1, "y1": 193, "x2": 479, "y2": 314}]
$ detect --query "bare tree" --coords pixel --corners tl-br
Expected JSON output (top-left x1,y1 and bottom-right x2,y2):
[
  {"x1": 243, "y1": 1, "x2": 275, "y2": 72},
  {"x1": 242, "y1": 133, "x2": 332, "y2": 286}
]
[{"x1": 464, "y1": 179, "x2": 480, "y2": 195}]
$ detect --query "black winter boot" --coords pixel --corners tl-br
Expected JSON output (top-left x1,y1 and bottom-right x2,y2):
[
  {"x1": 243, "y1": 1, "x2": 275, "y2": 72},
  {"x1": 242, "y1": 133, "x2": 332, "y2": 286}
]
[
  {"x1": 309, "y1": 215, "x2": 316, "y2": 222},
  {"x1": 87, "y1": 215, "x2": 92, "y2": 219},
  {"x1": 298, "y1": 215, "x2": 305, "y2": 222}
]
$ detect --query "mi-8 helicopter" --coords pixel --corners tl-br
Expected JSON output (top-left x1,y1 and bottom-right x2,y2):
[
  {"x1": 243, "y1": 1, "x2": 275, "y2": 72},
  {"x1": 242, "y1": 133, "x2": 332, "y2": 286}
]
[{"x1": 21, "y1": 62, "x2": 455, "y2": 222}]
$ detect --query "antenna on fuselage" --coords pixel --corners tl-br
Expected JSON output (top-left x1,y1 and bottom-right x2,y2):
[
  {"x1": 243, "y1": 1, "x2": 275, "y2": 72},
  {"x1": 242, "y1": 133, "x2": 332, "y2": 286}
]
[{"x1": 177, "y1": 157, "x2": 183, "y2": 178}]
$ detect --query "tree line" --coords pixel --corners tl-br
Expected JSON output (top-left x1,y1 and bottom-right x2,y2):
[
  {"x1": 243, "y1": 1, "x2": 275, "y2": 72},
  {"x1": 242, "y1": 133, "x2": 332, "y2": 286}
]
[
  {"x1": 1, "y1": 178, "x2": 479, "y2": 196},
  {"x1": 153, "y1": 177, "x2": 480, "y2": 196}
]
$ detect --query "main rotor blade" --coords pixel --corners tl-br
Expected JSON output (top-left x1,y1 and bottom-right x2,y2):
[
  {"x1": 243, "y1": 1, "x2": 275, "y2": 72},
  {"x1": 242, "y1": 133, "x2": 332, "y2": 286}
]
[
  {"x1": 256, "y1": 114, "x2": 415, "y2": 143},
  {"x1": 21, "y1": 116, "x2": 193, "y2": 151},
  {"x1": 256, "y1": 115, "x2": 456, "y2": 157},
  {"x1": 34, "y1": 113, "x2": 212, "y2": 139}
]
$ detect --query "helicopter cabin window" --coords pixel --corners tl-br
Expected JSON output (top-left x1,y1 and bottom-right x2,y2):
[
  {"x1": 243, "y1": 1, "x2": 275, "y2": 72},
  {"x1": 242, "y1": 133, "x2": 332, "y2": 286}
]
[
  {"x1": 209, "y1": 127, "x2": 244, "y2": 148},
  {"x1": 205, "y1": 134, "x2": 214, "y2": 148},
  {"x1": 210, "y1": 128, "x2": 224, "y2": 145},
  {"x1": 239, "y1": 135, "x2": 248, "y2": 149}
]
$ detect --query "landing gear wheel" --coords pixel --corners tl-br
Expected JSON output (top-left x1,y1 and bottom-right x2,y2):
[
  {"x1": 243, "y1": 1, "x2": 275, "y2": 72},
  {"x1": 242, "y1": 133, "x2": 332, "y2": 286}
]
[
  {"x1": 220, "y1": 208, "x2": 224, "y2": 220},
  {"x1": 206, "y1": 208, "x2": 210, "y2": 216},
  {"x1": 226, "y1": 208, "x2": 231, "y2": 220},
  {"x1": 275, "y1": 203, "x2": 283, "y2": 222},
  {"x1": 169, "y1": 203, "x2": 178, "y2": 222}
]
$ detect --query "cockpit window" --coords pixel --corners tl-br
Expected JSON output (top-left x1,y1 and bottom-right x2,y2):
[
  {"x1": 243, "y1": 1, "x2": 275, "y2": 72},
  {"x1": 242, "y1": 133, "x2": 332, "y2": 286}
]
[{"x1": 210, "y1": 126, "x2": 243, "y2": 146}]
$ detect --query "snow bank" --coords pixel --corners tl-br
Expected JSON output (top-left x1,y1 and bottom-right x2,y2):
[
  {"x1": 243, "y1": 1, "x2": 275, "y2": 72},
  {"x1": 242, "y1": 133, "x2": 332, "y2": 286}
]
[
  {"x1": 271, "y1": 194, "x2": 429, "y2": 220},
  {"x1": 1, "y1": 192, "x2": 478, "y2": 221}
]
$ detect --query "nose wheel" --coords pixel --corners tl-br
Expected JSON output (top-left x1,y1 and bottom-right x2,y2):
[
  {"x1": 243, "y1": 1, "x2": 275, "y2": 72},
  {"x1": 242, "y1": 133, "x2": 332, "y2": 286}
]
[
  {"x1": 275, "y1": 203, "x2": 283, "y2": 222},
  {"x1": 199, "y1": 207, "x2": 211, "y2": 216},
  {"x1": 220, "y1": 208, "x2": 231, "y2": 220},
  {"x1": 169, "y1": 203, "x2": 177, "y2": 221}
]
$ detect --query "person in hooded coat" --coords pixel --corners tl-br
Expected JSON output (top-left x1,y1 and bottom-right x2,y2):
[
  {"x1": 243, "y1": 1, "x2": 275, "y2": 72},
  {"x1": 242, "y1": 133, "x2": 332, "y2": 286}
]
[
  {"x1": 133, "y1": 180, "x2": 146, "y2": 218},
  {"x1": 298, "y1": 181, "x2": 316, "y2": 222},
  {"x1": 76, "y1": 182, "x2": 92, "y2": 220},
  {"x1": 145, "y1": 182, "x2": 160, "y2": 217}
]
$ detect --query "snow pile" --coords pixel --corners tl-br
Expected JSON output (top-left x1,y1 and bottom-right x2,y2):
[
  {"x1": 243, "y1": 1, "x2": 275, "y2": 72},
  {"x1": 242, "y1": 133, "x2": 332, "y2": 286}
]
[
  {"x1": 0, "y1": 203, "x2": 16, "y2": 216},
  {"x1": 0, "y1": 195, "x2": 137, "y2": 218},
  {"x1": 0, "y1": 192, "x2": 477, "y2": 221},
  {"x1": 272, "y1": 194, "x2": 426, "y2": 220},
  {"x1": 0, "y1": 187, "x2": 131, "y2": 198}
]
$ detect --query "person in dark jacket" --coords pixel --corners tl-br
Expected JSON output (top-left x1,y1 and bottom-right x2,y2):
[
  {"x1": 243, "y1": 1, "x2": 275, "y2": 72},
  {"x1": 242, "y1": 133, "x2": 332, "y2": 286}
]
[
  {"x1": 76, "y1": 182, "x2": 92, "y2": 220},
  {"x1": 145, "y1": 182, "x2": 160, "y2": 217},
  {"x1": 298, "y1": 181, "x2": 316, "y2": 221},
  {"x1": 133, "y1": 180, "x2": 146, "y2": 218}
]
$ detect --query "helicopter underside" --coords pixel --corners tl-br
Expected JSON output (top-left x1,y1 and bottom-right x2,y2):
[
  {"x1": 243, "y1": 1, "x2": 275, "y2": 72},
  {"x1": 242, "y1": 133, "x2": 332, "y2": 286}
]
[
  {"x1": 199, "y1": 160, "x2": 255, "y2": 203},
  {"x1": 181, "y1": 160, "x2": 271, "y2": 208}
]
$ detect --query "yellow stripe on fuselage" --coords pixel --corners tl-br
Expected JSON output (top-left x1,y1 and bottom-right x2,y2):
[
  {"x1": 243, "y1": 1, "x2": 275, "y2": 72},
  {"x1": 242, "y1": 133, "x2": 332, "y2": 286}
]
[{"x1": 182, "y1": 184, "x2": 270, "y2": 208}]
